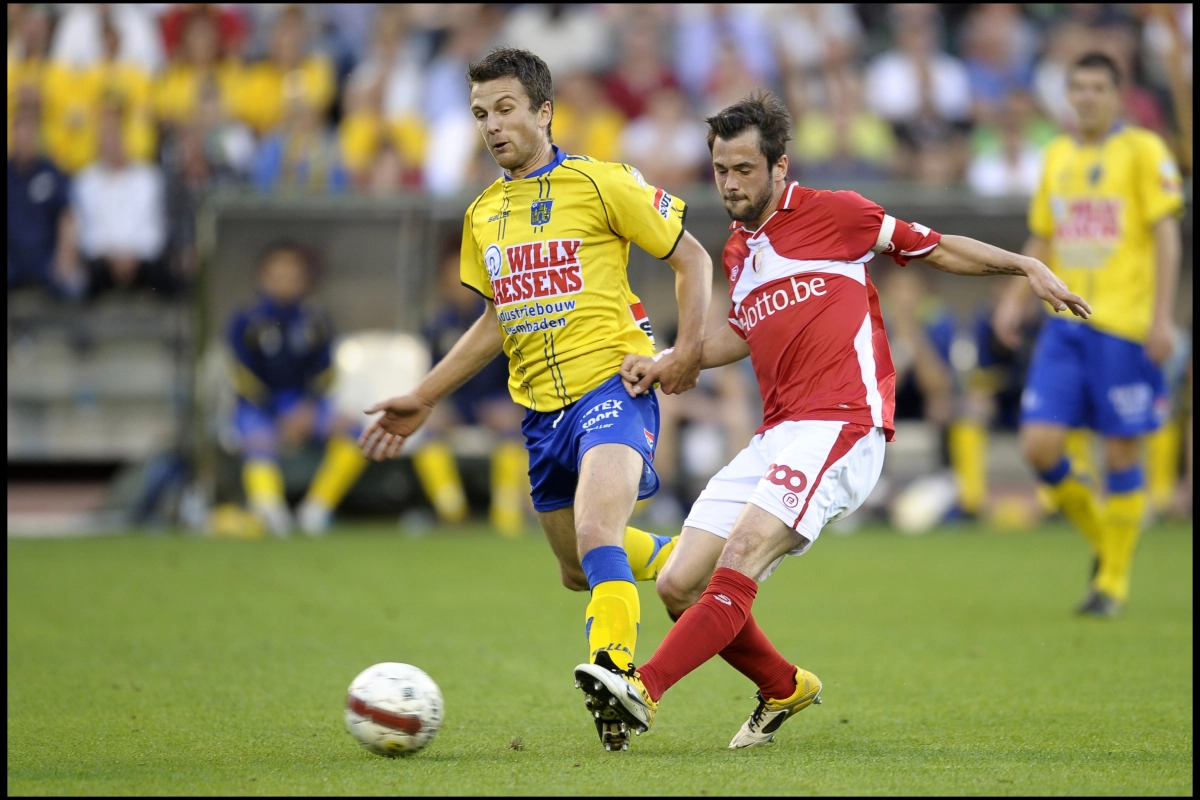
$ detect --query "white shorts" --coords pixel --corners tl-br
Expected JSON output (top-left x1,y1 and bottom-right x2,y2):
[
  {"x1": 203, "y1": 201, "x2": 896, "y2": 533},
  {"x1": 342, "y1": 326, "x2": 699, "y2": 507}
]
[{"x1": 683, "y1": 420, "x2": 886, "y2": 569}]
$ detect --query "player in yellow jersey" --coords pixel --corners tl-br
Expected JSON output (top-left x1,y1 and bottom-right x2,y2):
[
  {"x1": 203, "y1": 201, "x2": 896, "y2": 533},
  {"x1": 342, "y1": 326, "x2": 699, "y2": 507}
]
[
  {"x1": 357, "y1": 48, "x2": 713, "y2": 750},
  {"x1": 994, "y1": 53, "x2": 1184, "y2": 617}
]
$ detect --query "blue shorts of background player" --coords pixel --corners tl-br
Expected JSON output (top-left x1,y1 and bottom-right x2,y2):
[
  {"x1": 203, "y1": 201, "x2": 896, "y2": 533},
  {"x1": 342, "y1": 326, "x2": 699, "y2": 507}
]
[
  {"x1": 235, "y1": 390, "x2": 353, "y2": 458},
  {"x1": 1021, "y1": 317, "x2": 1168, "y2": 437},
  {"x1": 523, "y1": 373, "x2": 661, "y2": 513}
]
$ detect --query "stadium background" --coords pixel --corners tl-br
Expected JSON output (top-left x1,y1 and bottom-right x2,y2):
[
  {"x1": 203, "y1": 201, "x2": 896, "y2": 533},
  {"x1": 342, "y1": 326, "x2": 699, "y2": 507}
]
[{"x1": 7, "y1": 2, "x2": 1193, "y2": 532}]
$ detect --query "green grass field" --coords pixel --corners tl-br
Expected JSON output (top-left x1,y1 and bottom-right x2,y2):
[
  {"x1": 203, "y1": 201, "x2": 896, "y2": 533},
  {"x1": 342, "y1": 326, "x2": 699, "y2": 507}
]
[{"x1": 7, "y1": 521, "x2": 1193, "y2": 796}]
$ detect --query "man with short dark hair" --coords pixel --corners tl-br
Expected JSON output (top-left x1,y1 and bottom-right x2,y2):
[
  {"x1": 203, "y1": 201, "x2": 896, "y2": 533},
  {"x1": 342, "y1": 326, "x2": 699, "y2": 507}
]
[
  {"x1": 993, "y1": 52, "x2": 1184, "y2": 617},
  {"x1": 578, "y1": 90, "x2": 1089, "y2": 749},
  {"x1": 357, "y1": 48, "x2": 714, "y2": 752}
]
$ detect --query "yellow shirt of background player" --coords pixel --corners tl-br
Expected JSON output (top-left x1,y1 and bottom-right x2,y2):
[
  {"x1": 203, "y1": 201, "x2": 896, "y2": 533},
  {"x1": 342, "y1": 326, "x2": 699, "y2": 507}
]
[
  {"x1": 460, "y1": 149, "x2": 687, "y2": 412},
  {"x1": 1028, "y1": 124, "x2": 1183, "y2": 343}
]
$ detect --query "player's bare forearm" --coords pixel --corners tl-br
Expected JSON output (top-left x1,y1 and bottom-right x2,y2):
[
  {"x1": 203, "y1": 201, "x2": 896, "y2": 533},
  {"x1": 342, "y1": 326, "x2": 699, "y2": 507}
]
[
  {"x1": 661, "y1": 231, "x2": 713, "y2": 392},
  {"x1": 415, "y1": 304, "x2": 505, "y2": 404},
  {"x1": 700, "y1": 324, "x2": 751, "y2": 369},
  {"x1": 1146, "y1": 216, "x2": 1182, "y2": 363},
  {"x1": 1152, "y1": 217, "x2": 1181, "y2": 326},
  {"x1": 924, "y1": 234, "x2": 1090, "y2": 318}
]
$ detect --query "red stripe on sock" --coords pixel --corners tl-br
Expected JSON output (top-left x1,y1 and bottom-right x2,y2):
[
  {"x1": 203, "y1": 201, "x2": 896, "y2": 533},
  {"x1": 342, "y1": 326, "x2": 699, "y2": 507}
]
[
  {"x1": 718, "y1": 613, "x2": 798, "y2": 701},
  {"x1": 639, "y1": 568, "x2": 757, "y2": 702}
]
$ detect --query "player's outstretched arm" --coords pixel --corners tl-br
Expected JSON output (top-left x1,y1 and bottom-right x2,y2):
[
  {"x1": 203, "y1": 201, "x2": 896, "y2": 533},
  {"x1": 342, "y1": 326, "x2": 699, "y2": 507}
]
[
  {"x1": 991, "y1": 235, "x2": 1046, "y2": 350},
  {"x1": 359, "y1": 304, "x2": 505, "y2": 461},
  {"x1": 621, "y1": 324, "x2": 750, "y2": 397},
  {"x1": 653, "y1": 231, "x2": 713, "y2": 395},
  {"x1": 1146, "y1": 215, "x2": 1182, "y2": 364},
  {"x1": 922, "y1": 234, "x2": 1092, "y2": 319}
]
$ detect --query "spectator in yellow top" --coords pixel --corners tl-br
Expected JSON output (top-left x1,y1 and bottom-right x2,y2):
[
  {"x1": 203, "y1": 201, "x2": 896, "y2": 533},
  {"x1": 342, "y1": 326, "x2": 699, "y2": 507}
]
[
  {"x1": 153, "y1": 7, "x2": 245, "y2": 131},
  {"x1": 7, "y1": 4, "x2": 52, "y2": 150},
  {"x1": 236, "y1": 7, "x2": 335, "y2": 136},
  {"x1": 552, "y1": 72, "x2": 626, "y2": 163},
  {"x1": 43, "y1": 10, "x2": 155, "y2": 173}
]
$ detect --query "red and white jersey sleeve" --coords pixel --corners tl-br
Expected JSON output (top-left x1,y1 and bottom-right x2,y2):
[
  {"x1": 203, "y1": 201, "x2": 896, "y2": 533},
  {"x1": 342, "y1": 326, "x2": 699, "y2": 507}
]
[
  {"x1": 872, "y1": 215, "x2": 943, "y2": 266},
  {"x1": 721, "y1": 183, "x2": 942, "y2": 441}
]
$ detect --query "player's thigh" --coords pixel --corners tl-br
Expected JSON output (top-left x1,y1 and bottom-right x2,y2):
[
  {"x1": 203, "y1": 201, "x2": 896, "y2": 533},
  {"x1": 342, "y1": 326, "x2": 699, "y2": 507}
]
[
  {"x1": 537, "y1": 506, "x2": 588, "y2": 591},
  {"x1": 1020, "y1": 319, "x2": 1088, "y2": 431},
  {"x1": 573, "y1": 443, "x2": 643, "y2": 554},
  {"x1": 739, "y1": 421, "x2": 885, "y2": 579},
  {"x1": 656, "y1": 526, "x2": 727, "y2": 615},
  {"x1": 718, "y1": 503, "x2": 808, "y2": 582}
]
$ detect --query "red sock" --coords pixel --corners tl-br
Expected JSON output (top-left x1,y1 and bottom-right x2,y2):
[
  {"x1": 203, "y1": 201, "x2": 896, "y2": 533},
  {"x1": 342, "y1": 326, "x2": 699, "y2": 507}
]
[
  {"x1": 639, "y1": 568, "x2": 757, "y2": 702},
  {"x1": 718, "y1": 614, "x2": 798, "y2": 701}
]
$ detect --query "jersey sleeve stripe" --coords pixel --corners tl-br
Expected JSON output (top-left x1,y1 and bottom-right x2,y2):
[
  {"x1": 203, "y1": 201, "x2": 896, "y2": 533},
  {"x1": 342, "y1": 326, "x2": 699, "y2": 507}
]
[
  {"x1": 899, "y1": 243, "x2": 938, "y2": 258},
  {"x1": 661, "y1": 205, "x2": 688, "y2": 260}
]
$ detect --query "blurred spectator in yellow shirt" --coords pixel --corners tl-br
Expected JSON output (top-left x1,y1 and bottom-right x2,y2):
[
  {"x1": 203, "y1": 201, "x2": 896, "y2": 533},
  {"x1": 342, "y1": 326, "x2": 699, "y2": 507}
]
[
  {"x1": 339, "y1": 6, "x2": 427, "y2": 192},
  {"x1": 236, "y1": 6, "x2": 335, "y2": 136},
  {"x1": 252, "y1": 98, "x2": 347, "y2": 195},
  {"x1": 7, "y1": 4, "x2": 53, "y2": 150},
  {"x1": 43, "y1": 10, "x2": 155, "y2": 173},
  {"x1": 153, "y1": 7, "x2": 246, "y2": 133},
  {"x1": 552, "y1": 72, "x2": 625, "y2": 163},
  {"x1": 792, "y1": 74, "x2": 897, "y2": 182}
]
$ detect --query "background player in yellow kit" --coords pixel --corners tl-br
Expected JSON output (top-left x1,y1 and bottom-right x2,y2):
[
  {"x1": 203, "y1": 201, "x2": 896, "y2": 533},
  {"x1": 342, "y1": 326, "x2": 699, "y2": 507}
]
[
  {"x1": 994, "y1": 52, "x2": 1184, "y2": 617},
  {"x1": 357, "y1": 48, "x2": 713, "y2": 750}
]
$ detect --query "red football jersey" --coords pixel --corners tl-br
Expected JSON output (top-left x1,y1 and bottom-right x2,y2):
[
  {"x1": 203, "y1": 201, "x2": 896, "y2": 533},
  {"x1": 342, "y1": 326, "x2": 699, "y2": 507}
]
[{"x1": 723, "y1": 182, "x2": 942, "y2": 439}]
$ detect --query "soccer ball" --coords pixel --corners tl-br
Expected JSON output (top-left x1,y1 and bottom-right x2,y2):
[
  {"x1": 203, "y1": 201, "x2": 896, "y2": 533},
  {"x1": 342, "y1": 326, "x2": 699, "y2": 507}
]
[{"x1": 344, "y1": 662, "x2": 444, "y2": 756}]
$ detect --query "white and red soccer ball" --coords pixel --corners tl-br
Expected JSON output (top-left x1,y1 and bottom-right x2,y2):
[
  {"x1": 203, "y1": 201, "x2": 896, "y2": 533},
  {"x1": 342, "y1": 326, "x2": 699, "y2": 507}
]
[{"x1": 345, "y1": 662, "x2": 444, "y2": 756}]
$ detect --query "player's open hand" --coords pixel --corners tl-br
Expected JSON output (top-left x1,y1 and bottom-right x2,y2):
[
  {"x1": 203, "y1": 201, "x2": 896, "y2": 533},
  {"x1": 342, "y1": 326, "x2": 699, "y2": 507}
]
[
  {"x1": 1025, "y1": 259, "x2": 1091, "y2": 319},
  {"x1": 358, "y1": 393, "x2": 435, "y2": 461},
  {"x1": 620, "y1": 353, "x2": 656, "y2": 397}
]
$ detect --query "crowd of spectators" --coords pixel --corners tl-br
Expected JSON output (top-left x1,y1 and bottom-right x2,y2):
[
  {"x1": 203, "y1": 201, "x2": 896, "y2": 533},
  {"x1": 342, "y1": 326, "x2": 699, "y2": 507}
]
[{"x1": 7, "y1": 3, "x2": 1193, "y2": 298}]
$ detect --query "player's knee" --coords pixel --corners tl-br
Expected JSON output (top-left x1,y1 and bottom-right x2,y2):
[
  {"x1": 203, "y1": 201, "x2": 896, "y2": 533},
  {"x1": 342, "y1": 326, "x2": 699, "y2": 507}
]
[
  {"x1": 1019, "y1": 428, "x2": 1061, "y2": 471},
  {"x1": 559, "y1": 566, "x2": 589, "y2": 592},
  {"x1": 655, "y1": 569, "x2": 702, "y2": 616}
]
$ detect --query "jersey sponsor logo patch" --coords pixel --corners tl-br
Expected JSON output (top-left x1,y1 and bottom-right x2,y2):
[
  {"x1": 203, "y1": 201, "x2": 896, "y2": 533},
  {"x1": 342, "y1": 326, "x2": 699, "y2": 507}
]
[
  {"x1": 714, "y1": 593, "x2": 732, "y2": 606},
  {"x1": 530, "y1": 199, "x2": 553, "y2": 226},
  {"x1": 735, "y1": 276, "x2": 827, "y2": 333},
  {"x1": 652, "y1": 187, "x2": 674, "y2": 220},
  {"x1": 644, "y1": 428, "x2": 656, "y2": 453},
  {"x1": 909, "y1": 221, "x2": 931, "y2": 236},
  {"x1": 490, "y1": 239, "x2": 584, "y2": 307},
  {"x1": 484, "y1": 244, "x2": 503, "y2": 279},
  {"x1": 629, "y1": 302, "x2": 655, "y2": 345}
]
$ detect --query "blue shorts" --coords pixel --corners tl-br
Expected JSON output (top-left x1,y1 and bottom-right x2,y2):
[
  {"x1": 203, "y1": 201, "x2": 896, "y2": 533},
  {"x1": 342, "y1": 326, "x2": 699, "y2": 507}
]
[
  {"x1": 1021, "y1": 318, "x2": 1167, "y2": 437},
  {"x1": 235, "y1": 391, "x2": 338, "y2": 457},
  {"x1": 522, "y1": 373, "x2": 660, "y2": 513}
]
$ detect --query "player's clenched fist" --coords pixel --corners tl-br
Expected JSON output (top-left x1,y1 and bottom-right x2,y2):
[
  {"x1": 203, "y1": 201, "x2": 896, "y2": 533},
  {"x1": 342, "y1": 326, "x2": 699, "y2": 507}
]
[
  {"x1": 358, "y1": 393, "x2": 435, "y2": 461},
  {"x1": 620, "y1": 353, "x2": 656, "y2": 397}
]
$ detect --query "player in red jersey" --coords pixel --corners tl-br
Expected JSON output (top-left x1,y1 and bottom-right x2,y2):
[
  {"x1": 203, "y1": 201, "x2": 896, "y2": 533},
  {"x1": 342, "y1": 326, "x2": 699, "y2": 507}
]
[{"x1": 572, "y1": 92, "x2": 1090, "y2": 748}]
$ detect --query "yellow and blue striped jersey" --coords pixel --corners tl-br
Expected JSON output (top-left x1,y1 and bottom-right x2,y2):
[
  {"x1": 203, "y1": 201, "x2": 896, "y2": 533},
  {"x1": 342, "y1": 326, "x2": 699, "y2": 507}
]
[
  {"x1": 1029, "y1": 124, "x2": 1184, "y2": 342},
  {"x1": 460, "y1": 146, "x2": 687, "y2": 411}
]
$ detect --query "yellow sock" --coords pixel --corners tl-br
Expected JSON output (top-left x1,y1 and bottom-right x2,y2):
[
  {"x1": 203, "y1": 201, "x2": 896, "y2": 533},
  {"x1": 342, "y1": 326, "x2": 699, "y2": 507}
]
[
  {"x1": 412, "y1": 441, "x2": 467, "y2": 522},
  {"x1": 1145, "y1": 420, "x2": 1181, "y2": 515},
  {"x1": 623, "y1": 526, "x2": 677, "y2": 581},
  {"x1": 585, "y1": 579, "x2": 641, "y2": 672},
  {"x1": 305, "y1": 434, "x2": 369, "y2": 509},
  {"x1": 243, "y1": 458, "x2": 286, "y2": 510},
  {"x1": 489, "y1": 440, "x2": 528, "y2": 538},
  {"x1": 1065, "y1": 429, "x2": 1098, "y2": 485},
  {"x1": 949, "y1": 419, "x2": 988, "y2": 516},
  {"x1": 1044, "y1": 474, "x2": 1106, "y2": 558},
  {"x1": 1095, "y1": 490, "x2": 1147, "y2": 603}
]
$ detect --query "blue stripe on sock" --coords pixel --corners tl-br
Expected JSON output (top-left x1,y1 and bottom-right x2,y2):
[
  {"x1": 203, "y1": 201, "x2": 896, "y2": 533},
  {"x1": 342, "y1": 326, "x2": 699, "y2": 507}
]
[
  {"x1": 1039, "y1": 457, "x2": 1071, "y2": 486},
  {"x1": 1106, "y1": 465, "x2": 1143, "y2": 494},
  {"x1": 581, "y1": 545, "x2": 635, "y2": 589},
  {"x1": 645, "y1": 534, "x2": 671, "y2": 568}
]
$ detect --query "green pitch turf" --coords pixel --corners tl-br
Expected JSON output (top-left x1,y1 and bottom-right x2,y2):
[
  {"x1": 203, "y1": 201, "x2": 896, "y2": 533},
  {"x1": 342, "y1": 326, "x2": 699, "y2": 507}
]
[{"x1": 7, "y1": 521, "x2": 1193, "y2": 796}]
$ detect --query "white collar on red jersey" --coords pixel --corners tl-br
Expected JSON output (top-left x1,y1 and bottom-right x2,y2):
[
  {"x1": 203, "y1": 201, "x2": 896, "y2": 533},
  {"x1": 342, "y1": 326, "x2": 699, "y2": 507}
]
[{"x1": 728, "y1": 182, "x2": 803, "y2": 232}]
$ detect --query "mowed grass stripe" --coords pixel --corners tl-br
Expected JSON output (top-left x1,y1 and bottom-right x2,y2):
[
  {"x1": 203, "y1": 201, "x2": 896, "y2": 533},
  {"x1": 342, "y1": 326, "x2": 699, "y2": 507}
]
[{"x1": 7, "y1": 523, "x2": 1193, "y2": 796}]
